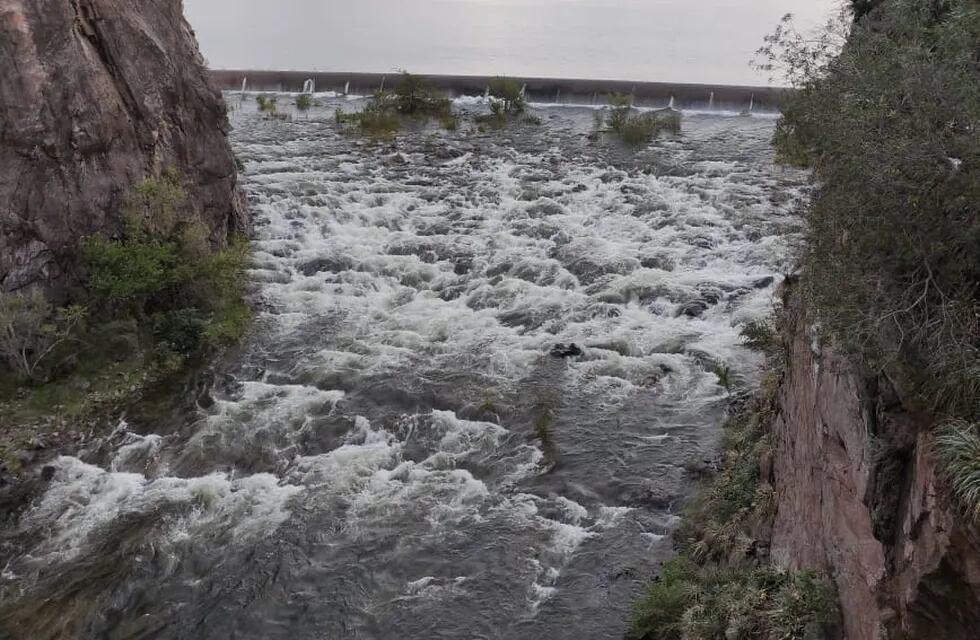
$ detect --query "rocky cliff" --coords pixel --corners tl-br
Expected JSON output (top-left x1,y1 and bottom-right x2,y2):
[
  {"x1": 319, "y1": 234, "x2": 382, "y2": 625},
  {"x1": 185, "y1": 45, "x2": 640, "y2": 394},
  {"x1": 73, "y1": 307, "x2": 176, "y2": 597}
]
[
  {"x1": 766, "y1": 288, "x2": 980, "y2": 639},
  {"x1": 0, "y1": 0, "x2": 245, "y2": 294}
]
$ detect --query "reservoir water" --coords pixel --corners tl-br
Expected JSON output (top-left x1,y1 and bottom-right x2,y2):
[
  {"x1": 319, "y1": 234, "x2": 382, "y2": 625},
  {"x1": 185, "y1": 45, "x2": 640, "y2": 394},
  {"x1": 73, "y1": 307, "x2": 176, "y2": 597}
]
[{"x1": 184, "y1": 0, "x2": 837, "y2": 86}]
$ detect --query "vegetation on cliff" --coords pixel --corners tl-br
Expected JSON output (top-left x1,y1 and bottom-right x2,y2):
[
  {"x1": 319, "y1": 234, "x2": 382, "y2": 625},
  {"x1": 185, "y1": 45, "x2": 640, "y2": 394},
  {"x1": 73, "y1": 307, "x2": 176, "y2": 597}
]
[
  {"x1": 0, "y1": 170, "x2": 250, "y2": 460},
  {"x1": 631, "y1": 2, "x2": 980, "y2": 635},
  {"x1": 769, "y1": 0, "x2": 978, "y2": 432},
  {"x1": 756, "y1": 1, "x2": 980, "y2": 530}
]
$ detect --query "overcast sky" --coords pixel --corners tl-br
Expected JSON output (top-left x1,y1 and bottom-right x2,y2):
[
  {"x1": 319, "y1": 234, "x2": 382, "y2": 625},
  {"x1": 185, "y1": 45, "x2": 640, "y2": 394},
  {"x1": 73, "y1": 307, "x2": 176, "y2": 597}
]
[{"x1": 184, "y1": 0, "x2": 839, "y2": 85}]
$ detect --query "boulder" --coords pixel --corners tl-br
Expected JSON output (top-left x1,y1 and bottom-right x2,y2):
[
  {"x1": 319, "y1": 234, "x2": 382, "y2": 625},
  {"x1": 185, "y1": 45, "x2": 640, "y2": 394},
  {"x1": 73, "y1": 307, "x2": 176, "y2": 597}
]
[
  {"x1": 0, "y1": 0, "x2": 246, "y2": 293},
  {"x1": 550, "y1": 343, "x2": 583, "y2": 358}
]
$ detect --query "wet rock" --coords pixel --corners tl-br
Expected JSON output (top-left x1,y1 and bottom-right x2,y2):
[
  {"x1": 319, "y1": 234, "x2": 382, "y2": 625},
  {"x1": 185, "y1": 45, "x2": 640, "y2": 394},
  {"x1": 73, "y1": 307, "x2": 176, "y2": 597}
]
[
  {"x1": 571, "y1": 183, "x2": 588, "y2": 193},
  {"x1": 485, "y1": 262, "x2": 514, "y2": 278},
  {"x1": 40, "y1": 466, "x2": 56, "y2": 482},
  {"x1": 526, "y1": 199, "x2": 566, "y2": 218},
  {"x1": 0, "y1": 0, "x2": 246, "y2": 293},
  {"x1": 432, "y1": 146, "x2": 465, "y2": 160},
  {"x1": 677, "y1": 300, "x2": 710, "y2": 318},
  {"x1": 753, "y1": 276, "x2": 776, "y2": 289},
  {"x1": 453, "y1": 257, "x2": 473, "y2": 275},
  {"x1": 549, "y1": 343, "x2": 583, "y2": 358},
  {"x1": 563, "y1": 257, "x2": 639, "y2": 286},
  {"x1": 296, "y1": 256, "x2": 354, "y2": 277},
  {"x1": 695, "y1": 284, "x2": 725, "y2": 306},
  {"x1": 639, "y1": 255, "x2": 676, "y2": 271}
]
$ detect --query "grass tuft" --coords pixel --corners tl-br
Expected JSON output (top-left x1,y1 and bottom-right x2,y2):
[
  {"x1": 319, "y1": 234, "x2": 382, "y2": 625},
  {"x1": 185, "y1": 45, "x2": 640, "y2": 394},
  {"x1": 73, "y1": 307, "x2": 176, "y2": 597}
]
[{"x1": 934, "y1": 421, "x2": 980, "y2": 519}]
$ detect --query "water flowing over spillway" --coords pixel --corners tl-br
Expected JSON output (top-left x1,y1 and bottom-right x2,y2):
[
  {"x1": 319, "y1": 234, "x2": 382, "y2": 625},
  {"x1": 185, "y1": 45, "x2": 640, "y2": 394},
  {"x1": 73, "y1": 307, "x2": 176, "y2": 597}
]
[{"x1": 0, "y1": 98, "x2": 806, "y2": 639}]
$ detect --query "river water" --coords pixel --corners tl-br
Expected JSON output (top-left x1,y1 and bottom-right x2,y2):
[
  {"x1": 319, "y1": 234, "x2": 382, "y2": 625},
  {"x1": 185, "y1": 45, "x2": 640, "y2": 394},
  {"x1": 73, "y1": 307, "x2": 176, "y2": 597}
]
[{"x1": 0, "y1": 97, "x2": 806, "y2": 639}]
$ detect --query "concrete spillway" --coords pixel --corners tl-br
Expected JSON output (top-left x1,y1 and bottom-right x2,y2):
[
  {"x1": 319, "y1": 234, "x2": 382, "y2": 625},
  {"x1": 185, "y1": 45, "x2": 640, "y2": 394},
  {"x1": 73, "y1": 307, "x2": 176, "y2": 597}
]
[{"x1": 208, "y1": 70, "x2": 789, "y2": 112}]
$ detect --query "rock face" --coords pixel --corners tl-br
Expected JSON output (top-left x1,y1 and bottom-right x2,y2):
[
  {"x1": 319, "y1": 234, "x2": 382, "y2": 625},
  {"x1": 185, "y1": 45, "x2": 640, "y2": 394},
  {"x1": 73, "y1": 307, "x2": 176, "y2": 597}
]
[
  {"x1": 766, "y1": 289, "x2": 980, "y2": 639},
  {"x1": 0, "y1": 0, "x2": 245, "y2": 293}
]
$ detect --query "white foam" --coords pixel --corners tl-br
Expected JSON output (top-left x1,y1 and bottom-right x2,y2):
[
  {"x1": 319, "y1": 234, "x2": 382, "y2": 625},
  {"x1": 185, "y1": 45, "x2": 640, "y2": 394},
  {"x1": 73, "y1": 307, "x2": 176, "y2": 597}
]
[{"x1": 20, "y1": 457, "x2": 302, "y2": 562}]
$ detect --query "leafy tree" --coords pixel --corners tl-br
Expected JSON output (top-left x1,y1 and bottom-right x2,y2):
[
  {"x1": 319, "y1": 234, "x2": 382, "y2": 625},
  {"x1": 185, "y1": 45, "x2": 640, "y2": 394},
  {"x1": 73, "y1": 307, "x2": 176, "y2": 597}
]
[{"x1": 0, "y1": 291, "x2": 87, "y2": 381}]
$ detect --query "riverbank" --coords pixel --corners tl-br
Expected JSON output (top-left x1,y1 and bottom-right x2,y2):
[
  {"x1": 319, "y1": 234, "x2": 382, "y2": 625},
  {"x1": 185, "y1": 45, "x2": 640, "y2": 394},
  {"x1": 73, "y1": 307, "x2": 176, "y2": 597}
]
[{"x1": 630, "y1": 278, "x2": 980, "y2": 640}]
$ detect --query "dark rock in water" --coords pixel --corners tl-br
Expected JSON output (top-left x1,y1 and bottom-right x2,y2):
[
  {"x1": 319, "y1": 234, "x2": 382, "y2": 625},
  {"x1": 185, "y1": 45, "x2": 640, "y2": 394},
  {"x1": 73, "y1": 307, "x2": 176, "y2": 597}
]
[
  {"x1": 550, "y1": 343, "x2": 583, "y2": 358},
  {"x1": 453, "y1": 257, "x2": 473, "y2": 275},
  {"x1": 677, "y1": 300, "x2": 710, "y2": 318},
  {"x1": 40, "y1": 466, "x2": 56, "y2": 482},
  {"x1": 640, "y1": 255, "x2": 676, "y2": 272},
  {"x1": 695, "y1": 284, "x2": 725, "y2": 306},
  {"x1": 526, "y1": 199, "x2": 567, "y2": 219},
  {"x1": 753, "y1": 276, "x2": 776, "y2": 289},
  {"x1": 298, "y1": 257, "x2": 353, "y2": 276},
  {"x1": 432, "y1": 146, "x2": 465, "y2": 160},
  {"x1": 0, "y1": 0, "x2": 247, "y2": 293},
  {"x1": 572, "y1": 183, "x2": 588, "y2": 193}
]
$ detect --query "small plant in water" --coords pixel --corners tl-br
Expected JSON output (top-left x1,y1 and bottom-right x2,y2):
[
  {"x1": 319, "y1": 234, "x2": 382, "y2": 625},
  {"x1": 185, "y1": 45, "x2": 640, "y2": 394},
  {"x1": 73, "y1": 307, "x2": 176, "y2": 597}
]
[
  {"x1": 334, "y1": 72, "x2": 455, "y2": 139},
  {"x1": 488, "y1": 77, "x2": 526, "y2": 115},
  {"x1": 599, "y1": 93, "x2": 681, "y2": 147},
  {"x1": 255, "y1": 94, "x2": 278, "y2": 114},
  {"x1": 295, "y1": 93, "x2": 313, "y2": 117},
  {"x1": 714, "y1": 363, "x2": 734, "y2": 393}
]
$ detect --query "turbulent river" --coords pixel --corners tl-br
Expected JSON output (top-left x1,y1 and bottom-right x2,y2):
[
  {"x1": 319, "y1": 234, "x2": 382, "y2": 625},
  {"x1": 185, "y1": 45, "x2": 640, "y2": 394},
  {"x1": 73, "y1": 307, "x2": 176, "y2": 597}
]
[{"x1": 0, "y1": 96, "x2": 806, "y2": 639}]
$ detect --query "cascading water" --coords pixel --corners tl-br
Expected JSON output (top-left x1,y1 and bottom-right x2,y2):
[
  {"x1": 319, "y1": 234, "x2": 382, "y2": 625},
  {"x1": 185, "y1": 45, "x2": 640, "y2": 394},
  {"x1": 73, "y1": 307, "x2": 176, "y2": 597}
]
[{"x1": 0, "y1": 95, "x2": 806, "y2": 640}]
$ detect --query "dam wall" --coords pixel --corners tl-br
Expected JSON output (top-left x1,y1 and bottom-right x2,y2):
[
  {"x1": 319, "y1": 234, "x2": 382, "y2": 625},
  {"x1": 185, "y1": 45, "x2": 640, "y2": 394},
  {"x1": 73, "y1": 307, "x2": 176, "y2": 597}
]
[{"x1": 208, "y1": 70, "x2": 788, "y2": 112}]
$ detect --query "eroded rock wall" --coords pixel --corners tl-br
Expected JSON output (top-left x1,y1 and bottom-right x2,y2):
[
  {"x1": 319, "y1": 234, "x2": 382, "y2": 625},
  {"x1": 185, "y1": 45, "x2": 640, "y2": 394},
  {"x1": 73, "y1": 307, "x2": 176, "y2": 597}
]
[
  {"x1": 0, "y1": 0, "x2": 245, "y2": 293},
  {"x1": 767, "y1": 288, "x2": 980, "y2": 639}
]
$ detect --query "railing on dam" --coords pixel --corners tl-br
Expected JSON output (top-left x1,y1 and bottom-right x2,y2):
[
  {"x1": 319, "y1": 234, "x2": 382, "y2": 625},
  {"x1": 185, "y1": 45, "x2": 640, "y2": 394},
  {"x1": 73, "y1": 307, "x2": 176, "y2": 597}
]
[{"x1": 208, "y1": 70, "x2": 789, "y2": 112}]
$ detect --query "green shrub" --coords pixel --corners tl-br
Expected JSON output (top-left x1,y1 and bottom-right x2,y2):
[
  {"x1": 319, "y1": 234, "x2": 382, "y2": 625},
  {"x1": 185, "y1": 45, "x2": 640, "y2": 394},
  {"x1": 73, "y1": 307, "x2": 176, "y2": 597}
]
[
  {"x1": 83, "y1": 237, "x2": 180, "y2": 310},
  {"x1": 714, "y1": 363, "x2": 734, "y2": 394},
  {"x1": 295, "y1": 93, "x2": 313, "y2": 115},
  {"x1": 628, "y1": 560, "x2": 837, "y2": 640},
  {"x1": 606, "y1": 93, "x2": 633, "y2": 132},
  {"x1": 152, "y1": 308, "x2": 207, "y2": 357},
  {"x1": 357, "y1": 102, "x2": 402, "y2": 138},
  {"x1": 125, "y1": 169, "x2": 186, "y2": 236},
  {"x1": 255, "y1": 94, "x2": 277, "y2": 113},
  {"x1": 440, "y1": 114, "x2": 459, "y2": 131},
  {"x1": 488, "y1": 77, "x2": 525, "y2": 114},
  {"x1": 0, "y1": 291, "x2": 87, "y2": 382},
  {"x1": 740, "y1": 317, "x2": 781, "y2": 356},
  {"x1": 600, "y1": 94, "x2": 681, "y2": 146},
  {"x1": 628, "y1": 558, "x2": 698, "y2": 640},
  {"x1": 392, "y1": 71, "x2": 452, "y2": 117},
  {"x1": 335, "y1": 73, "x2": 453, "y2": 138},
  {"x1": 619, "y1": 113, "x2": 659, "y2": 146},
  {"x1": 84, "y1": 172, "x2": 251, "y2": 359}
]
